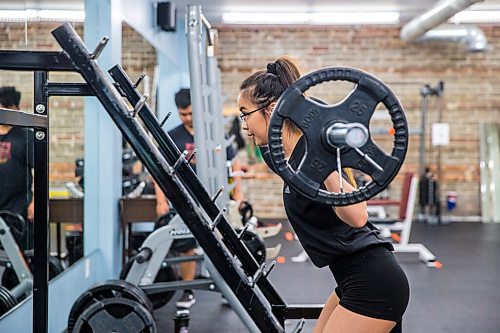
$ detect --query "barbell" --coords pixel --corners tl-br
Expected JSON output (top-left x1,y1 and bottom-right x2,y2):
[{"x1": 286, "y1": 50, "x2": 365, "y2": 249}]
[{"x1": 268, "y1": 66, "x2": 408, "y2": 206}]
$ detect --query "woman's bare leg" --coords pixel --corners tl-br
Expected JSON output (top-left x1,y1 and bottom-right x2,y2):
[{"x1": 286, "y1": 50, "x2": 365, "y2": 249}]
[
  {"x1": 313, "y1": 291, "x2": 340, "y2": 333},
  {"x1": 323, "y1": 304, "x2": 396, "y2": 333}
]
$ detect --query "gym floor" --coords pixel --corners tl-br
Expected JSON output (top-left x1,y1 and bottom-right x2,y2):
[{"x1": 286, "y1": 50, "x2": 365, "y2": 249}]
[{"x1": 154, "y1": 220, "x2": 500, "y2": 332}]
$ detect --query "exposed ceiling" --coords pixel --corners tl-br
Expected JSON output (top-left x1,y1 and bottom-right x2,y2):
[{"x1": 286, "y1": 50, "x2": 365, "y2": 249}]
[{"x1": 1, "y1": 0, "x2": 500, "y2": 23}]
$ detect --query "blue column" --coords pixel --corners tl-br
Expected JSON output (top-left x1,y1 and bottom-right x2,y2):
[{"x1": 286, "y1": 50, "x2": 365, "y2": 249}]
[
  {"x1": 156, "y1": 50, "x2": 190, "y2": 131},
  {"x1": 156, "y1": 16, "x2": 190, "y2": 131},
  {"x1": 121, "y1": 0, "x2": 190, "y2": 130},
  {"x1": 84, "y1": 0, "x2": 122, "y2": 278}
]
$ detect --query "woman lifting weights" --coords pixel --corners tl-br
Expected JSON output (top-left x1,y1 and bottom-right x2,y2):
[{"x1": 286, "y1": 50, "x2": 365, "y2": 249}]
[{"x1": 237, "y1": 56, "x2": 409, "y2": 333}]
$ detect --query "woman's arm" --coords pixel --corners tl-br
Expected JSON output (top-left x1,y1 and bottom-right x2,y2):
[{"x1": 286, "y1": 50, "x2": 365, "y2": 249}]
[{"x1": 324, "y1": 172, "x2": 368, "y2": 228}]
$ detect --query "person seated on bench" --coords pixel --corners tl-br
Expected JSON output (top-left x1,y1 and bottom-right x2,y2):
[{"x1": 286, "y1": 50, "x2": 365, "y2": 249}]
[{"x1": 154, "y1": 88, "x2": 245, "y2": 309}]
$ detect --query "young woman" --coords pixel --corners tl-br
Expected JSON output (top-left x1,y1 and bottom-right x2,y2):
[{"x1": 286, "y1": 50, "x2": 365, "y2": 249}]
[{"x1": 237, "y1": 57, "x2": 409, "y2": 333}]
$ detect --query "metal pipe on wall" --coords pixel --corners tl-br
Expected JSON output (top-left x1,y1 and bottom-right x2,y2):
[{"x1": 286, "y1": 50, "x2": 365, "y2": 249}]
[{"x1": 400, "y1": 0, "x2": 484, "y2": 42}]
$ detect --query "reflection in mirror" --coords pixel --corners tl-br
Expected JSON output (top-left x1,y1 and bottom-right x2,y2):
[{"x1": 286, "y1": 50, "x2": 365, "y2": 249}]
[
  {"x1": 0, "y1": 104, "x2": 35, "y2": 318},
  {"x1": 47, "y1": 91, "x2": 85, "y2": 278}
]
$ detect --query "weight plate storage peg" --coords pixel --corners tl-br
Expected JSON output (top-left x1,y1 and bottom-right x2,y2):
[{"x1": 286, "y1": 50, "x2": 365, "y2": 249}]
[{"x1": 268, "y1": 66, "x2": 408, "y2": 206}]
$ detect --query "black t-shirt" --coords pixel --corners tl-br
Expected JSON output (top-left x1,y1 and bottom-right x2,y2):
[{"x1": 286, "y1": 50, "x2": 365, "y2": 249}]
[
  {"x1": 261, "y1": 137, "x2": 393, "y2": 268},
  {"x1": 0, "y1": 127, "x2": 34, "y2": 219},
  {"x1": 168, "y1": 124, "x2": 236, "y2": 173}
]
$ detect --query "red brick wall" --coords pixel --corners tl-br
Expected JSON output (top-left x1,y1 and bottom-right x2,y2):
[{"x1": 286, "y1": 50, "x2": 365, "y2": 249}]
[
  {"x1": 217, "y1": 24, "x2": 500, "y2": 217},
  {"x1": 1, "y1": 22, "x2": 497, "y2": 217},
  {"x1": 0, "y1": 22, "x2": 156, "y2": 189}
]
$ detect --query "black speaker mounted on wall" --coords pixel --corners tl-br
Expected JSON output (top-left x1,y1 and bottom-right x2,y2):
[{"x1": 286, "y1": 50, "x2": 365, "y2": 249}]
[{"x1": 157, "y1": 2, "x2": 176, "y2": 32}]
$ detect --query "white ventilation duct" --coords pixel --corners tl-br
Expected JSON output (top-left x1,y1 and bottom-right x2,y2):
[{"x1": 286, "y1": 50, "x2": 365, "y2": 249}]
[
  {"x1": 401, "y1": 0, "x2": 484, "y2": 42},
  {"x1": 417, "y1": 24, "x2": 488, "y2": 52}
]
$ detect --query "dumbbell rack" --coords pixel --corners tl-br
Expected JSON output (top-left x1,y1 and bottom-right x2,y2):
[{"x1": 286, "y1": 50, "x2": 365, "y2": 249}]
[{"x1": 50, "y1": 22, "x2": 320, "y2": 333}]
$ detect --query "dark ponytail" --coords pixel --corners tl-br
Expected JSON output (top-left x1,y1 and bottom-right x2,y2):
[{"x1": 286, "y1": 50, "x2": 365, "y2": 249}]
[{"x1": 240, "y1": 56, "x2": 301, "y2": 113}]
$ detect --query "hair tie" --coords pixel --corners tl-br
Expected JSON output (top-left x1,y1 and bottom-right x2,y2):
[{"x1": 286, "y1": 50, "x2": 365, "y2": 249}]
[{"x1": 266, "y1": 62, "x2": 278, "y2": 75}]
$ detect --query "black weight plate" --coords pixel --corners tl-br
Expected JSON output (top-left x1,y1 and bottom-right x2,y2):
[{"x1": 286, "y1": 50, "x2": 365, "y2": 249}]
[
  {"x1": 0, "y1": 210, "x2": 26, "y2": 245},
  {"x1": 48, "y1": 256, "x2": 64, "y2": 279},
  {"x1": 239, "y1": 201, "x2": 254, "y2": 225},
  {"x1": 2, "y1": 255, "x2": 63, "y2": 290},
  {"x1": 120, "y1": 259, "x2": 178, "y2": 310},
  {"x1": 72, "y1": 297, "x2": 156, "y2": 333},
  {"x1": 1, "y1": 266, "x2": 19, "y2": 290},
  {"x1": 65, "y1": 231, "x2": 83, "y2": 266},
  {"x1": 0, "y1": 286, "x2": 17, "y2": 316},
  {"x1": 153, "y1": 212, "x2": 176, "y2": 230},
  {"x1": 238, "y1": 229, "x2": 266, "y2": 265},
  {"x1": 269, "y1": 66, "x2": 408, "y2": 206},
  {"x1": 68, "y1": 280, "x2": 153, "y2": 333}
]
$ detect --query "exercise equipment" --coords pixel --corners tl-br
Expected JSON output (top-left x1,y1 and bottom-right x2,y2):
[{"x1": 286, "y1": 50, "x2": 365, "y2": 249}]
[
  {"x1": 120, "y1": 213, "x2": 266, "y2": 309},
  {"x1": 72, "y1": 297, "x2": 156, "y2": 333},
  {"x1": 418, "y1": 82, "x2": 444, "y2": 224},
  {"x1": 0, "y1": 211, "x2": 25, "y2": 246},
  {"x1": 269, "y1": 67, "x2": 408, "y2": 206},
  {"x1": 227, "y1": 200, "x2": 282, "y2": 252},
  {"x1": 67, "y1": 280, "x2": 153, "y2": 333},
  {"x1": 237, "y1": 229, "x2": 266, "y2": 265},
  {"x1": 65, "y1": 229, "x2": 84, "y2": 266},
  {"x1": 120, "y1": 258, "x2": 178, "y2": 310},
  {"x1": 1, "y1": 255, "x2": 64, "y2": 290},
  {"x1": 0, "y1": 214, "x2": 33, "y2": 304},
  {"x1": 239, "y1": 201, "x2": 254, "y2": 224},
  {"x1": 1, "y1": 212, "x2": 63, "y2": 291},
  {"x1": 71, "y1": 149, "x2": 148, "y2": 198},
  {"x1": 0, "y1": 286, "x2": 17, "y2": 317},
  {"x1": 369, "y1": 172, "x2": 438, "y2": 267},
  {"x1": 173, "y1": 309, "x2": 190, "y2": 333}
]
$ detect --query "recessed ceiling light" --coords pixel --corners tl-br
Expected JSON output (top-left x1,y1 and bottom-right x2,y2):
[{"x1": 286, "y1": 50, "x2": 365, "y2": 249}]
[{"x1": 222, "y1": 11, "x2": 400, "y2": 25}]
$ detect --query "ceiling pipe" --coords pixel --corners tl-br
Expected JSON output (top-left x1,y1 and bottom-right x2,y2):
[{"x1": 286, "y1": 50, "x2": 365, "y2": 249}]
[
  {"x1": 400, "y1": 0, "x2": 484, "y2": 42},
  {"x1": 416, "y1": 24, "x2": 488, "y2": 52}
]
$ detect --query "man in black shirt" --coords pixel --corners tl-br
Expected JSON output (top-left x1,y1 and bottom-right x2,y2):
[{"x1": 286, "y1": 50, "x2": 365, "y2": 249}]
[
  {"x1": 154, "y1": 88, "x2": 244, "y2": 309},
  {"x1": 0, "y1": 87, "x2": 34, "y2": 250}
]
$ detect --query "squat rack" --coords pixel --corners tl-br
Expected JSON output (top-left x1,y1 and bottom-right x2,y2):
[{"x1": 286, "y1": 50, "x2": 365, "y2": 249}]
[{"x1": 0, "y1": 21, "x2": 322, "y2": 333}]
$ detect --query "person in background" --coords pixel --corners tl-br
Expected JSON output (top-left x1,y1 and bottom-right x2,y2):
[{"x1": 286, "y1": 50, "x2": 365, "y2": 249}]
[
  {"x1": 154, "y1": 88, "x2": 244, "y2": 309},
  {"x1": 0, "y1": 86, "x2": 34, "y2": 250}
]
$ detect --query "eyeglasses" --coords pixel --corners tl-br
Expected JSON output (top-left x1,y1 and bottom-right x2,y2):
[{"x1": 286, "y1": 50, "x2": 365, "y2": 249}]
[{"x1": 239, "y1": 104, "x2": 270, "y2": 122}]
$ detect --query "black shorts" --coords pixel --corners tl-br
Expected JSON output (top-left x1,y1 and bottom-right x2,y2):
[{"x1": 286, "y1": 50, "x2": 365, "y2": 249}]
[{"x1": 329, "y1": 246, "x2": 410, "y2": 323}]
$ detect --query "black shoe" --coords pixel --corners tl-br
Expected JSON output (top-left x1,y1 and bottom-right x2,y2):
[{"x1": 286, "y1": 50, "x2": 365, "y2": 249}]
[{"x1": 176, "y1": 291, "x2": 196, "y2": 309}]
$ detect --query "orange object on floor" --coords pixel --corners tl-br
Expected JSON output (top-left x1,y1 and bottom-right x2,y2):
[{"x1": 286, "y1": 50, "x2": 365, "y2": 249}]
[
  {"x1": 391, "y1": 233, "x2": 401, "y2": 243},
  {"x1": 284, "y1": 231, "x2": 294, "y2": 241},
  {"x1": 276, "y1": 256, "x2": 286, "y2": 264},
  {"x1": 434, "y1": 261, "x2": 444, "y2": 269}
]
